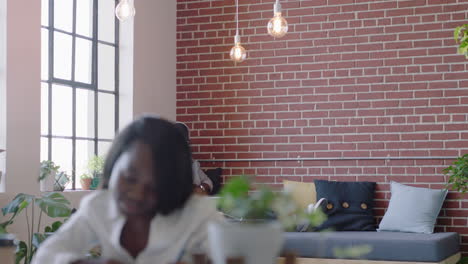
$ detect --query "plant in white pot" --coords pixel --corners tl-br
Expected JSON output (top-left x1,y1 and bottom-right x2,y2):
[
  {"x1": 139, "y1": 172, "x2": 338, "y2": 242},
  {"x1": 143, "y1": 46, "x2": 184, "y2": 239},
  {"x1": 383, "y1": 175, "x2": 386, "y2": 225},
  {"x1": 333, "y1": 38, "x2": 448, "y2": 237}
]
[
  {"x1": 38, "y1": 161, "x2": 60, "y2": 192},
  {"x1": 208, "y1": 176, "x2": 326, "y2": 264}
]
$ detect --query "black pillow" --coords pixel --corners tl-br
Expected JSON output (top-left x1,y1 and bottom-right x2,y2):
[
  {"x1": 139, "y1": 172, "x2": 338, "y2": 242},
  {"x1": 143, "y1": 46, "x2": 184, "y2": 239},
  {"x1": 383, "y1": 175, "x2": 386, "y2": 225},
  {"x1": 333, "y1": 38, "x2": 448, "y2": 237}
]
[
  {"x1": 204, "y1": 168, "x2": 223, "y2": 195},
  {"x1": 314, "y1": 180, "x2": 376, "y2": 231}
]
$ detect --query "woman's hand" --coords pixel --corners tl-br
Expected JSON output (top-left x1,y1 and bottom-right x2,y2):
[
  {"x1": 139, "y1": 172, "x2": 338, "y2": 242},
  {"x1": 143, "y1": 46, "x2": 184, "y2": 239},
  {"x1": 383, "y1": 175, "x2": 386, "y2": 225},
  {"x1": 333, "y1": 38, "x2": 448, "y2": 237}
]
[
  {"x1": 72, "y1": 259, "x2": 124, "y2": 264},
  {"x1": 193, "y1": 183, "x2": 211, "y2": 195}
]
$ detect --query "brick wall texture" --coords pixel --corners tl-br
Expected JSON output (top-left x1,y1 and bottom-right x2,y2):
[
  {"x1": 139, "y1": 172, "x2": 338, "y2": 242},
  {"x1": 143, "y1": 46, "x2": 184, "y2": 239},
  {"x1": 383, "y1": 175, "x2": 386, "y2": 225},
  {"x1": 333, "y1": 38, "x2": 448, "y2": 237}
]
[{"x1": 176, "y1": 0, "x2": 468, "y2": 256}]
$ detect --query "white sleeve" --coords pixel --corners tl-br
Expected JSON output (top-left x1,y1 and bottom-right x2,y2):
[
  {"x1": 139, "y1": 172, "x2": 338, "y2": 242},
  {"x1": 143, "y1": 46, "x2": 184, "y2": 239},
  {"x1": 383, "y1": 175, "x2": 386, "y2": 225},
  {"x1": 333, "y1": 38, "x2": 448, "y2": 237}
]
[
  {"x1": 31, "y1": 198, "x2": 99, "y2": 264},
  {"x1": 186, "y1": 211, "x2": 225, "y2": 258},
  {"x1": 193, "y1": 161, "x2": 213, "y2": 190}
]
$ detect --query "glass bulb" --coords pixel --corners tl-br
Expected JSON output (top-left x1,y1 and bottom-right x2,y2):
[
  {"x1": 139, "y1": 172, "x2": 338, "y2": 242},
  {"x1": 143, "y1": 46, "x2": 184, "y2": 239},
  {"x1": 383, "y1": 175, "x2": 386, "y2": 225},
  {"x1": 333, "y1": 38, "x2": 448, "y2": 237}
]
[
  {"x1": 230, "y1": 43, "x2": 247, "y2": 63},
  {"x1": 267, "y1": 12, "x2": 288, "y2": 38},
  {"x1": 115, "y1": 0, "x2": 135, "y2": 22}
]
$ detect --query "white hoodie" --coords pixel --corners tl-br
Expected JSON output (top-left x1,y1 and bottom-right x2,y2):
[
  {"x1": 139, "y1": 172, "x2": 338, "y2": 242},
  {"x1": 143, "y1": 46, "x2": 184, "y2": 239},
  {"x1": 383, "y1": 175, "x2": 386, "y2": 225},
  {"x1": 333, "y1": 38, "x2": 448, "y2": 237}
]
[{"x1": 32, "y1": 190, "x2": 223, "y2": 264}]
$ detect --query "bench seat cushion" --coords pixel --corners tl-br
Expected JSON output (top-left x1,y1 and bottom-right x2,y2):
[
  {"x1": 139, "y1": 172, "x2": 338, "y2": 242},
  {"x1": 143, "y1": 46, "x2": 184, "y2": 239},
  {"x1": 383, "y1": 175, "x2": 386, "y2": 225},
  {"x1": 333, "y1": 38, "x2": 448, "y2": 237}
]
[{"x1": 283, "y1": 231, "x2": 459, "y2": 262}]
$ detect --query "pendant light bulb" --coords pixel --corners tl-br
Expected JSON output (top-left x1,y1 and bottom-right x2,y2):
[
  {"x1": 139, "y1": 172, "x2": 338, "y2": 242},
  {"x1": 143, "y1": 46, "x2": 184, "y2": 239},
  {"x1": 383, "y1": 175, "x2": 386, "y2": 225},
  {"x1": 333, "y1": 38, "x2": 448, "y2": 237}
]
[
  {"x1": 230, "y1": 35, "x2": 247, "y2": 63},
  {"x1": 115, "y1": 0, "x2": 135, "y2": 22},
  {"x1": 267, "y1": 2, "x2": 288, "y2": 38},
  {"x1": 230, "y1": 0, "x2": 246, "y2": 63}
]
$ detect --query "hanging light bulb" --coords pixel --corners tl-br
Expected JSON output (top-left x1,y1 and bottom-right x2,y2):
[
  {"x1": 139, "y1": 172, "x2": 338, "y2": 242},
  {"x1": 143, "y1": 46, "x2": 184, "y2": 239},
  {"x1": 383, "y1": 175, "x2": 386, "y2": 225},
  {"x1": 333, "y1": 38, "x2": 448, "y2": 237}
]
[
  {"x1": 230, "y1": 0, "x2": 247, "y2": 63},
  {"x1": 267, "y1": 0, "x2": 288, "y2": 38},
  {"x1": 230, "y1": 35, "x2": 247, "y2": 63},
  {"x1": 115, "y1": 0, "x2": 135, "y2": 22}
]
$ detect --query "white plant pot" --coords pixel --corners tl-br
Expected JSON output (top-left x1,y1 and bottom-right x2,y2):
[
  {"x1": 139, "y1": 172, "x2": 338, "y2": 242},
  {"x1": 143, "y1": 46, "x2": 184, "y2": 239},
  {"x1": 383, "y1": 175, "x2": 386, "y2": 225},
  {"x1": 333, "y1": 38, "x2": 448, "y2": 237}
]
[
  {"x1": 208, "y1": 221, "x2": 284, "y2": 264},
  {"x1": 40, "y1": 172, "x2": 55, "y2": 192}
]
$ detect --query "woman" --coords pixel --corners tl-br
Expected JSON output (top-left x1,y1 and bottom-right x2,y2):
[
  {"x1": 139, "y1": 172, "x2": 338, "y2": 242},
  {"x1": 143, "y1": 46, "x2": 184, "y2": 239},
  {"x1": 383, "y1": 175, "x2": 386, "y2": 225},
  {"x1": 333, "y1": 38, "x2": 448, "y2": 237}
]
[
  {"x1": 32, "y1": 116, "x2": 222, "y2": 264},
  {"x1": 174, "y1": 122, "x2": 213, "y2": 195}
]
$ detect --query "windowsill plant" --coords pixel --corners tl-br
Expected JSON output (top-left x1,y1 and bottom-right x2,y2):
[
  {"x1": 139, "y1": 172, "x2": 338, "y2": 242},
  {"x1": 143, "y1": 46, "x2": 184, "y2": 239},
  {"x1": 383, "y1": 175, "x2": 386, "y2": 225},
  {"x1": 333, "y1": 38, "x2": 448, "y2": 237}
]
[
  {"x1": 80, "y1": 173, "x2": 93, "y2": 190},
  {"x1": 87, "y1": 155, "x2": 104, "y2": 190},
  {"x1": 38, "y1": 161, "x2": 69, "y2": 192}
]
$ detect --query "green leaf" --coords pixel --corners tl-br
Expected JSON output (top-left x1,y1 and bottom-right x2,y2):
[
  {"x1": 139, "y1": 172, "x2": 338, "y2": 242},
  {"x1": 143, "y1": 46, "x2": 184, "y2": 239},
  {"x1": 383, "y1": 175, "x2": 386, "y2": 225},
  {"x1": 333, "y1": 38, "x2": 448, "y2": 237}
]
[
  {"x1": 219, "y1": 175, "x2": 250, "y2": 198},
  {"x1": 32, "y1": 233, "x2": 49, "y2": 249},
  {"x1": 36, "y1": 192, "x2": 71, "y2": 218},
  {"x1": 2, "y1": 194, "x2": 34, "y2": 216},
  {"x1": 0, "y1": 224, "x2": 7, "y2": 234},
  {"x1": 454, "y1": 26, "x2": 462, "y2": 42},
  {"x1": 44, "y1": 221, "x2": 63, "y2": 233},
  {"x1": 15, "y1": 241, "x2": 27, "y2": 264},
  {"x1": 444, "y1": 154, "x2": 468, "y2": 193},
  {"x1": 1, "y1": 194, "x2": 34, "y2": 231}
]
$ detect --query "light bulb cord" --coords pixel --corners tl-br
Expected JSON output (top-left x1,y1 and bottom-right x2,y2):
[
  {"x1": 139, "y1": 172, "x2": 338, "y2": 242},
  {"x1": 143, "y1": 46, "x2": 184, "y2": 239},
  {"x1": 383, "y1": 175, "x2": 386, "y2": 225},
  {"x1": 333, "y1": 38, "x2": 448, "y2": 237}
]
[
  {"x1": 235, "y1": 0, "x2": 239, "y2": 37},
  {"x1": 274, "y1": 0, "x2": 282, "y2": 15}
]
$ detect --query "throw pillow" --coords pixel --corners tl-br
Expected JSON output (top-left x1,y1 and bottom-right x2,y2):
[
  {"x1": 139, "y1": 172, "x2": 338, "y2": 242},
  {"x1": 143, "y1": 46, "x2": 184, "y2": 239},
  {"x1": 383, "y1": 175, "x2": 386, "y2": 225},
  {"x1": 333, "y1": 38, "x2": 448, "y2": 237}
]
[
  {"x1": 204, "y1": 168, "x2": 223, "y2": 195},
  {"x1": 378, "y1": 181, "x2": 447, "y2": 234},
  {"x1": 314, "y1": 179, "x2": 377, "y2": 231},
  {"x1": 283, "y1": 180, "x2": 316, "y2": 211}
]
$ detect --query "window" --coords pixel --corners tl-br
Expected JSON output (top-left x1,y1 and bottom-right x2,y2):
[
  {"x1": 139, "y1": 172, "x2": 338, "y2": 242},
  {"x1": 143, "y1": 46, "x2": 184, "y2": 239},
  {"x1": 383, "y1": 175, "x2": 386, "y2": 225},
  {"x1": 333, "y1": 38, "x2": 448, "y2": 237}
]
[{"x1": 41, "y1": 0, "x2": 119, "y2": 189}]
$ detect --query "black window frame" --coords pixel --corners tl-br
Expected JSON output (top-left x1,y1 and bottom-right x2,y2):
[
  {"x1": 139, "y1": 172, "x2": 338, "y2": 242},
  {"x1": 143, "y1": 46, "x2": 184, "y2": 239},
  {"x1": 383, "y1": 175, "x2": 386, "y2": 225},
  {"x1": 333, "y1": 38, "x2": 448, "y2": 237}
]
[{"x1": 41, "y1": 0, "x2": 119, "y2": 190}]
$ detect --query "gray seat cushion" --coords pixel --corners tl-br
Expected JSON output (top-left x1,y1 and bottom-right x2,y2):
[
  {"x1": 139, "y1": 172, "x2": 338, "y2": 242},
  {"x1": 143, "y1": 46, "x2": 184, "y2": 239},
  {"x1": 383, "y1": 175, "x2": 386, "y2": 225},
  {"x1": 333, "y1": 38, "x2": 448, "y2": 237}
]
[{"x1": 283, "y1": 231, "x2": 459, "y2": 262}]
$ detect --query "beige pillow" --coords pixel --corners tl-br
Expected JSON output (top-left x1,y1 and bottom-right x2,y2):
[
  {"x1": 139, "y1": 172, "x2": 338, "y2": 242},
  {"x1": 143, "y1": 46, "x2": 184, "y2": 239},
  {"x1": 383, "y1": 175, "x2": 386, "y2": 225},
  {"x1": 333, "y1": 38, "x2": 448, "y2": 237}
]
[{"x1": 283, "y1": 180, "x2": 317, "y2": 210}]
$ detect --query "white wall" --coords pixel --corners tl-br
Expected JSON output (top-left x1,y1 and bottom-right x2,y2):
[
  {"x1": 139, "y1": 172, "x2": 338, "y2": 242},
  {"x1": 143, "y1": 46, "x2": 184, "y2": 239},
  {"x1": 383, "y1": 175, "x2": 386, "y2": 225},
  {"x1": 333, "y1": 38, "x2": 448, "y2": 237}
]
[
  {"x1": 133, "y1": 0, "x2": 177, "y2": 121},
  {"x1": 0, "y1": 0, "x2": 176, "y2": 240},
  {"x1": 0, "y1": 0, "x2": 6, "y2": 193}
]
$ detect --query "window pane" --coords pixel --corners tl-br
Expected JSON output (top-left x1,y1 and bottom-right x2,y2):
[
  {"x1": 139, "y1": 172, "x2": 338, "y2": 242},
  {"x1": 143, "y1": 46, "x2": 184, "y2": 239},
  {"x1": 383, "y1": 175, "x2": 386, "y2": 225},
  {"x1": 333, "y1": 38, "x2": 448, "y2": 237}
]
[
  {"x1": 41, "y1": 137, "x2": 49, "y2": 162},
  {"x1": 41, "y1": 83, "x2": 49, "y2": 135},
  {"x1": 76, "y1": 89, "x2": 95, "y2": 138},
  {"x1": 75, "y1": 38, "x2": 92, "y2": 84},
  {"x1": 51, "y1": 138, "x2": 72, "y2": 175},
  {"x1": 98, "y1": 93, "x2": 115, "y2": 139},
  {"x1": 98, "y1": 0, "x2": 115, "y2": 43},
  {"x1": 53, "y1": 32, "x2": 72, "y2": 80},
  {"x1": 41, "y1": 29, "x2": 49, "y2": 81},
  {"x1": 54, "y1": 0, "x2": 73, "y2": 32},
  {"x1": 76, "y1": 139, "x2": 94, "y2": 189},
  {"x1": 98, "y1": 141, "x2": 111, "y2": 157},
  {"x1": 76, "y1": 0, "x2": 93, "y2": 38},
  {"x1": 51, "y1": 85, "x2": 72, "y2": 136},
  {"x1": 98, "y1": 44, "x2": 115, "y2": 91},
  {"x1": 41, "y1": 0, "x2": 48, "y2": 27}
]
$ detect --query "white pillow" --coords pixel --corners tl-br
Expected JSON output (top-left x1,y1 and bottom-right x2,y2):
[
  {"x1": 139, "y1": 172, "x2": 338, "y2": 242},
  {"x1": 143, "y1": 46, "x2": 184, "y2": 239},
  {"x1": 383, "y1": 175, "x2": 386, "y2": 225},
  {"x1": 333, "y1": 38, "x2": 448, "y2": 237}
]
[{"x1": 378, "y1": 181, "x2": 447, "y2": 234}]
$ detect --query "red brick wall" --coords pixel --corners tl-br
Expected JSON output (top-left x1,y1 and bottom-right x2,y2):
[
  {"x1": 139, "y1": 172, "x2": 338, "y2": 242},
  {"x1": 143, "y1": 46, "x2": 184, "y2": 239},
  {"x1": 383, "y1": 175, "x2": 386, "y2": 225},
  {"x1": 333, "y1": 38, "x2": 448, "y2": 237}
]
[{"x1": 176, "y1": 0, "x2": 468, "y2": 255}]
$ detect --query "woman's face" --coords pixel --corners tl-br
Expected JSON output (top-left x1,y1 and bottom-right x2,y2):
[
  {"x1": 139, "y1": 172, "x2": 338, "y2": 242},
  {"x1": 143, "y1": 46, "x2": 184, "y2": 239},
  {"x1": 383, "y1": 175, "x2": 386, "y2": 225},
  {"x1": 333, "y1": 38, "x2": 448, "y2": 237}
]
[{"x1": 110, "y1": 141, "x2": 158, "y2": 218}]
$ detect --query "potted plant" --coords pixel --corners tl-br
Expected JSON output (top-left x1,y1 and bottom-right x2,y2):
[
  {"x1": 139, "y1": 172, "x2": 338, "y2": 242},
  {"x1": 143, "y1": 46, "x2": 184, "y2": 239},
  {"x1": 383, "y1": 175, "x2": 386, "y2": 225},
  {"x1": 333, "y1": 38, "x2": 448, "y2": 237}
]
[
  {"x1": 443, "y1": 153, "x2": 468, "y2": 194},
  {"x1": 208, "y1": 176, "x2": 326, "y2": 264},
  {"x1": 0, "y1": 192, "x2": 72, "y2": 264},
  {"x1": 454, "y1": 24, "x2": 468, "y2": 59},
  {"x1": 38, "y1": 161, "x2": 60, "y2": 192},
  {"x1": 87, "y1": 155, "x2": 104, "y2": 190},
  {"x1": 443, "y1": 154, "x2": 468, "y2": 264},
  {"x1": 80, "y1": 173, "x2": 93, "y2": 190}
]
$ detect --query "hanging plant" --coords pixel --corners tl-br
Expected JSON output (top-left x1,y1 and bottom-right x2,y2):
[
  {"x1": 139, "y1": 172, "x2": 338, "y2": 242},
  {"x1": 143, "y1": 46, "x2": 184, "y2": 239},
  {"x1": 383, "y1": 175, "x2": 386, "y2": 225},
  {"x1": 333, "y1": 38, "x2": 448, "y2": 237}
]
[{"x1": 454, "y1": 24, "x2": 468, "y2": 58}]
